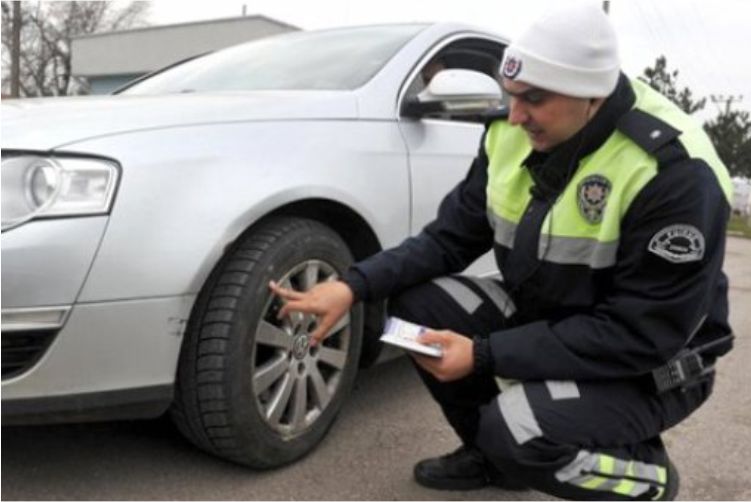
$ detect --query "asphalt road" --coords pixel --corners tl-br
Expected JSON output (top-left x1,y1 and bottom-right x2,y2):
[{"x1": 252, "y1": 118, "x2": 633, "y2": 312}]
[{"x1": 3, "y1": 237, "x2": 750, "y2": 501}]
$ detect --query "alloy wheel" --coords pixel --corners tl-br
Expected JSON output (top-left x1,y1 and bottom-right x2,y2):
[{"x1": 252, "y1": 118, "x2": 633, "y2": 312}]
[{"x1": 251, "y1": 259, "x2": 351, "y2": 438}]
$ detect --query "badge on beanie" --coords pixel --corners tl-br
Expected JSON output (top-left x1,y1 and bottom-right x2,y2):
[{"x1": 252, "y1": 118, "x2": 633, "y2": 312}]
[
  {"x1": 577, "y1": 175, "x2": 611, "y2": 224},
  {"x1": 502, "y1": 56, "x2": 523, "y2": 79}
]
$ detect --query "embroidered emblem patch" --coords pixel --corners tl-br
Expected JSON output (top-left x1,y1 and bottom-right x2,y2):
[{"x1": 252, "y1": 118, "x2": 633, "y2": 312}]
[
  {"x1": 577, "y1": 175, "x2": 611, "y2": 224},
  {"x1": 502, "y1": 56, "x2": 523, "y2": 79},
  {"x1": 648, "y1": 224, "x2": 705, "y2": 263}
]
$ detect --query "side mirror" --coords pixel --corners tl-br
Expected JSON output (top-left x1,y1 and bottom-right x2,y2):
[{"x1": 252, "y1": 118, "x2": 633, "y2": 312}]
[{"x1": 402, "y1": 69, "x2": 503, "y2": 119}]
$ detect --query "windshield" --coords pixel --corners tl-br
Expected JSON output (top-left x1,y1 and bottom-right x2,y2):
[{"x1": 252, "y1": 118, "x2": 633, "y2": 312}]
[{"x1": 121, "y1": 24, "x2": 426, "y2": 95}]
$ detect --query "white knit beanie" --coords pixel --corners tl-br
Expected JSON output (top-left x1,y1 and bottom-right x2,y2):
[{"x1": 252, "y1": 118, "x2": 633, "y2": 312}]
[{"x1": 500, "y1": 2, "x2": 620, "y2": 98}]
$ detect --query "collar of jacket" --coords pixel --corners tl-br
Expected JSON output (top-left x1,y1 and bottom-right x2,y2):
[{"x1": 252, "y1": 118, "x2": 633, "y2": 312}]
[{"x1": 522, "y1": 73, "x2": 636, "y2": 200}]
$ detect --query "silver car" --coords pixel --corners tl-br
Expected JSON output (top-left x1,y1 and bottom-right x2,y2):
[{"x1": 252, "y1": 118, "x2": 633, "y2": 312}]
[{"x1": 1, "y1": 23, "x2": 507, "y2": 467}]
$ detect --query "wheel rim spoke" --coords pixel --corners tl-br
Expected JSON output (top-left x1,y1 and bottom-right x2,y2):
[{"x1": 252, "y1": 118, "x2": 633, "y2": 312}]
[
  {"x1": 318, "y1": 346, "x2": 347, "y2": 370},
  {"x1": 281, "y1": 277, "x2": 304, "y2": 326},
  {"x1": 291, "y1": 375, "x2": 308, "y2": 429},
  {"x1": 309, "y1": 364, "x2": 331, "y2": 408},
  {"x1": 280, "y1": 277, "x2": 294, "y2": 290},
  {"x1": 266, "y1": 373, "x2": 294, "y2": 426},
  {"x1": 302, "y1": 262, "x2": 320, "y2": 292},
  {"x1": 329, "y1": 312, "x2": 350, "y2": 335},
  {"x1": 253, "y1": 353, "x2": 288, "y2": 394},
  {"x1": 255, "y1": 258, "x2": 352, "y2": 435},
  {"x1": 256, "y1": 320, "x2": 293, "y2": 351}
]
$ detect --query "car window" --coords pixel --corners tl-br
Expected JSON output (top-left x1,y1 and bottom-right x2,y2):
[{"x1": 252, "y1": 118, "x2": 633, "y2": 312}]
[
  {"x1": 403, "y1": 38, "x2": 508, "y2": 121},
  {"x1": 121, "y1": 25, "x2": 426, "y2": 94}
]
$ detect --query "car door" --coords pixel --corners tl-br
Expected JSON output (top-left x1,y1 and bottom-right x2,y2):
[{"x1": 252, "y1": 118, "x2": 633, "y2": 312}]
[{"x1": 397, "y1": 36, "x2": 507, "y2": 277}]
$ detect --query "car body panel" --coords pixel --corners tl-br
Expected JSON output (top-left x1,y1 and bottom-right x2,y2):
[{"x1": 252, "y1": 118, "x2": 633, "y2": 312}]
[
  {"x1": 1, "y1": 217, "x2": 108, "y2": 307},
  {"x1": 1, "y1": 295, "x2": 194, "y2": 399},
  {"x1": 1, "y1": 92, "x2": 359, "y2": 150},
  {"x1": 400, "y1": 117, "x2": 498, "y2": 275},
  {"x1": 399, "y1": 118, "x2": 485, "y2": 231},
  {"x1": 49, "y1": 120, "x2": 410, "y2": 302}
]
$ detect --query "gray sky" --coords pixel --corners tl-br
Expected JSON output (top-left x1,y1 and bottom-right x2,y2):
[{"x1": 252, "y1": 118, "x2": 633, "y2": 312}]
[{"x1": 147, "y1": 0, "x2": 750, "y2": 119}]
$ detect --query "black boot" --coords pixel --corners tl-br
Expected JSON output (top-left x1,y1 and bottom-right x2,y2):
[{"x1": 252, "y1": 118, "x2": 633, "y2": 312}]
[
  {"x1": 655, "y1": 459, "x2": 680, "y2": 501},
  {"x1": 413, "y1": 446, "x2": 526, "y2": 491}
]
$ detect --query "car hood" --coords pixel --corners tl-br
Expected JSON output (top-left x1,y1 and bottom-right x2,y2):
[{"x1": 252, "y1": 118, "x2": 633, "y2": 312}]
[{"x1": 1, "y1": 91, "x2": 360, "y2": 150}]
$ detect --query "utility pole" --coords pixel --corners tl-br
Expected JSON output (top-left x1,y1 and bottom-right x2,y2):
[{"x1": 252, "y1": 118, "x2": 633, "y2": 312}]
[
  {"x1": 11, "y1": 0, "x2": 21, "y2": 98},
  {"x1": 602, "y1": 0, "x2": 610, "y2": 14},
  {"x1": 711, "y1": 94, "x2": 744, "y2": 113}
]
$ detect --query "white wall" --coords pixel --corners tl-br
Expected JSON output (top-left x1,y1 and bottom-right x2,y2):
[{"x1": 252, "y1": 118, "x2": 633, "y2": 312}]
[{"x1": 72, "y1": 16, "x2": 298, "y2": 77}]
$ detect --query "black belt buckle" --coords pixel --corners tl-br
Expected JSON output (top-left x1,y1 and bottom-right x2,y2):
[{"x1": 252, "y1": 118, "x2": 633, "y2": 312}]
[{"x1": 652, "y1": 349, "x2": 711, "y2": 394}]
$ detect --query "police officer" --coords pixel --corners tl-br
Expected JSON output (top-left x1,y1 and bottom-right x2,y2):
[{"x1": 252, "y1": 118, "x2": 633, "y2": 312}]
[{"x1": 270, "y1": 4, "x2": 733, "y2": 500}]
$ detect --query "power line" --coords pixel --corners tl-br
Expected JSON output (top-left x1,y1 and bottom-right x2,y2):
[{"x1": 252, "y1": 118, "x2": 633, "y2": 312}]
[
  {"x1": 689, "y1": 1, "x2": 733, "y2": 96},
  {"x1": 662, "y1": 0, "x2": 739, "y2": 104},
  {"x1": 711, "y1": 94, "x2": 744, "y2": 113},
  {"x1": 633, "y1": 1, "x2": 668, "y2": 65},
  {"x1": 633, "y1": 0, "x2": 736, "y2": 114}
]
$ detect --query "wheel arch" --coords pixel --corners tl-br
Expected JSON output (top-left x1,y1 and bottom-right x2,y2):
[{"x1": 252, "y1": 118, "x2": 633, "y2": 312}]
[{"x1": 265, "y1": 198, "x2": 381, "y2": 263}]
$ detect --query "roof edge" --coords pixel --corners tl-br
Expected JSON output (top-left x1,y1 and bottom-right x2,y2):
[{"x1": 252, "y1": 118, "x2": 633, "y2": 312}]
[{"x1": 72, "y1": 14, "x2": 300, "y2": 40}]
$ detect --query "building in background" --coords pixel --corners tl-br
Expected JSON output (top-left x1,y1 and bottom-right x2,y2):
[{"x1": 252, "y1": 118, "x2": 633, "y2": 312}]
[{"x1": 71, "y1": 15, "x2": 299, "y2": 94}]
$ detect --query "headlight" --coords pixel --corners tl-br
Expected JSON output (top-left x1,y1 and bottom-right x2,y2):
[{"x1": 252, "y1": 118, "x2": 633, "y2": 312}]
[{"x1": 1, "y1": 155, "x2": 119, "y2": 231}]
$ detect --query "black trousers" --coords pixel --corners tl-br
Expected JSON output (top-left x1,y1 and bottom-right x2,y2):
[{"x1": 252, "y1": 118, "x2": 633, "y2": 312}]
[{"x1": 388, "y1": 275, "x2": 712, "y2": 501}]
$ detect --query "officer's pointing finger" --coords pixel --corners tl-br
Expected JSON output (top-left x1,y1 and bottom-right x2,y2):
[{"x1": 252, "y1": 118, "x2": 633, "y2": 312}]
[
  {"x1": 269, "y1": 281, "x2": 304, "y2": 300},
  {"x1": 278, "y1": 300, "x2": 307, "y2": 319},
  {"x1": 309, "y1": 316, "x2": 336, "y2": 346}
]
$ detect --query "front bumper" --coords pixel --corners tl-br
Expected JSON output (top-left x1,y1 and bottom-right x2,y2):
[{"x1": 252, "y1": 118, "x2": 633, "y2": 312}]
[
  {"x1": 2, "y1": 295, "x2": 195, "y2": 423},
  {"x1": 1, "y1": 217, "x2": 109, "y2": 308},
  {"x1": 2, "y1": 306, "x2": 70, "y2": 379}
]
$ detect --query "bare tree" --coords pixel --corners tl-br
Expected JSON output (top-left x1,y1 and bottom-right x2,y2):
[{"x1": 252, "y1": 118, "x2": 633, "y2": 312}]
[
  {"x1": 704, "y1": 100, "x2": 751, "y2": 179},
  {"x1": 8, "y1": 0, "x2": 20, "y2": 97},
  {"x1": 639, "y1": 55, "x2": 706, "y2": 115},
  {"x1": 1, "y1": 1, "x2": 149, "y2": 97},
  {"x1": 640, "y1": 56, "x2": 750, "y2": 179}
]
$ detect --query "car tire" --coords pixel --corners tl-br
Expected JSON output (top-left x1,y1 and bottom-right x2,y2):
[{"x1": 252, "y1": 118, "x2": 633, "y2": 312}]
[{"x1": 171, "y1": 217, "x2": 363, "y2": 468}]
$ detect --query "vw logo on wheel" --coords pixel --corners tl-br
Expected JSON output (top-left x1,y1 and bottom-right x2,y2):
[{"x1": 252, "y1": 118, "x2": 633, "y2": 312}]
[{"x1": 292, "y1": 334, "x2": 310, "y2": 360}]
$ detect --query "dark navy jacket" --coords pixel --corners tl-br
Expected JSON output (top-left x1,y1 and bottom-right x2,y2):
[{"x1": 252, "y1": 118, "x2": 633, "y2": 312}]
[{"x1": 343, "y1": 75, "x2": 733, "y2": 382}]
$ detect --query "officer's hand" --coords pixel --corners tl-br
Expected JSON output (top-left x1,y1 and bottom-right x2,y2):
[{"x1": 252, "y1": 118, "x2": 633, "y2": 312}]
[
  {"x1": 269, "y1": 280, "x2": 354, "y2": 347},
  {"x1": 412, "y1": 330, "x2": 474, "y2": 382}
]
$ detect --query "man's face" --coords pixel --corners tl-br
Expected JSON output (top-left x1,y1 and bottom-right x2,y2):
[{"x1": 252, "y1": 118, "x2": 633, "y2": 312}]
[{"x1": 502, "y1": 78, "x2": 595, "y2": 152}]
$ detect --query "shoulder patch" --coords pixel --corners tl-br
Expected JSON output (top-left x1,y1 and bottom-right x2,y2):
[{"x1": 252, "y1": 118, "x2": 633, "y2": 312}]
[
  {"x1": 616, "y1": 108, "x2": 682, "y2": 154},
  {"x1": 647, "y1": 224, "x2": 705, "y2": 263}
]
